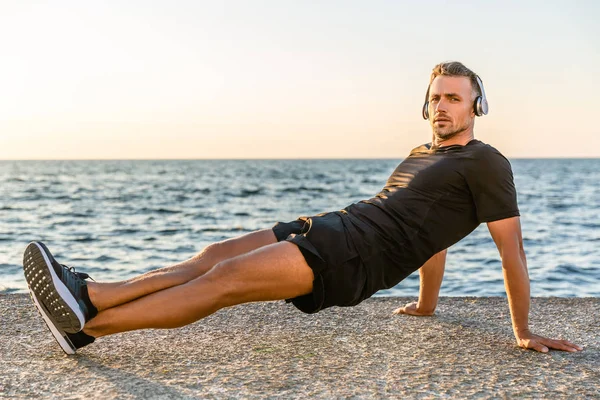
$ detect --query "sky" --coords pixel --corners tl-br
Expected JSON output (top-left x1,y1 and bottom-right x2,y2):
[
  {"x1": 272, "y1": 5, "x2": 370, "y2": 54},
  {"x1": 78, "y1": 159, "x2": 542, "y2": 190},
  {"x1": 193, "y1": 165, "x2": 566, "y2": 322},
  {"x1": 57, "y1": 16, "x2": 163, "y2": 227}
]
[{"x1": 0, "y1": 0, "x2": 598, "y2": 159}]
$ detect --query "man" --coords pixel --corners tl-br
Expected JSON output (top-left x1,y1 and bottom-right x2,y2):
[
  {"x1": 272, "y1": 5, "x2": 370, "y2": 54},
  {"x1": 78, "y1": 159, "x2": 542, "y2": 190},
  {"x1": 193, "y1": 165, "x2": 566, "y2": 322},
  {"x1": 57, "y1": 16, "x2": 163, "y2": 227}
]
[{"x1": 23, "y1": 61, "x2": 582, "y2": 355}]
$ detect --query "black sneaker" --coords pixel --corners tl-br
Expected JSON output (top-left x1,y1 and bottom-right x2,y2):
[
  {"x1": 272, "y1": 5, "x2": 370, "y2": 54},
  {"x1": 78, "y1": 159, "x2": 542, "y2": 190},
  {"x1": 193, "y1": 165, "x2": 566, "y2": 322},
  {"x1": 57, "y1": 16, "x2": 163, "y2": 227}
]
[
  {"x1": 23, "y1": 242, "x2": 98, "y2": 334},
  {"x1": 27, "y1": 290, "x2": 95, "y2": 354}
]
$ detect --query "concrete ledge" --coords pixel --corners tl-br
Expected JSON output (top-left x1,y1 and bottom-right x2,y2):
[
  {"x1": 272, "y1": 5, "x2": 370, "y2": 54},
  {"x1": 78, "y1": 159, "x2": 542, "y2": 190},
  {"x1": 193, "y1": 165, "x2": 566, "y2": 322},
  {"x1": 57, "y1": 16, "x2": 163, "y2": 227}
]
[{"x1": 1, "y1": 295, "x2": 598, "y2": 399}]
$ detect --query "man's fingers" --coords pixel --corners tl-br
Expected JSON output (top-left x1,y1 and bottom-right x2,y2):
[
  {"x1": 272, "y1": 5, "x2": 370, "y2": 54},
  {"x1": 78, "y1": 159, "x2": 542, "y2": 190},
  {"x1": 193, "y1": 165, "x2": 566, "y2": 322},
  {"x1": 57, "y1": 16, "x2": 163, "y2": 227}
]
[
  {"x1": 392, "y1": 302, "x2": 435, "y2": 316},
  {"x1": 392, "y1": 302, "x2": 417, "y2": 315},
  {"x1": 538, "y1": 345, "x2": 549, "y2": 353},
  {"x1": 522, "y1": 336, "x2": 584, "y2": 353},
  {"x1": 523, "y1": 339, "x2": 549, "y2": 353},
  {"x1": 559, "y1": 340, "x2": 583, "y2": 351},
  {"x1": 543, "y1": 339, "x2": 582, "y2": 352},
  {"x1": 392, "y1": 307, "x2": 406, "y2": 315}
]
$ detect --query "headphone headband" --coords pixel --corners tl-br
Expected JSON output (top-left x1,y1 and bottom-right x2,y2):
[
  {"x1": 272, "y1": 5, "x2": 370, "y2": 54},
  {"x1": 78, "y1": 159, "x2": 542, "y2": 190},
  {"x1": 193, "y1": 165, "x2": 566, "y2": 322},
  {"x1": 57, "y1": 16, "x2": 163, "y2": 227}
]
[{"x1": 422, "y1": 74, "x2": 488, "y2": 120}]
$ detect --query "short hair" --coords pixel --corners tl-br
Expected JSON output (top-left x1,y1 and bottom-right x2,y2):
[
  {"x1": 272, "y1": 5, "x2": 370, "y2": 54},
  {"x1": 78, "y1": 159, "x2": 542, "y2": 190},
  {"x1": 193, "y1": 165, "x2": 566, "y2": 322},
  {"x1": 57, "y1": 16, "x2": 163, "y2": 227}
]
[{"x1": 429, "y1": 61, "x2": 481, "y2": 99}]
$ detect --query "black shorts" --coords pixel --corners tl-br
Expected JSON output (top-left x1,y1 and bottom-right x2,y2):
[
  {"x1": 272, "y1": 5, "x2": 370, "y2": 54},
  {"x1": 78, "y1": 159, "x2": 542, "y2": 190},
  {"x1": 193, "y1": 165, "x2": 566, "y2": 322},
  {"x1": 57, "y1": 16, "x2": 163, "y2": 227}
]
[{"x1": 272, "y1": 211, "x2": 368, "y2": 314}]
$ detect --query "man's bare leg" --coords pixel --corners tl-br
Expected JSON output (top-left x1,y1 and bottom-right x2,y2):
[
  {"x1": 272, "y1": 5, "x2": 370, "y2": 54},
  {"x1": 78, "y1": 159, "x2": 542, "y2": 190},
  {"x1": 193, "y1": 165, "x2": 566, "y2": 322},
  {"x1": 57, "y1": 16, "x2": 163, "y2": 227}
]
[
  {"x1": 83, "y1": 241, "x2": 313, "y2": 338},
  {"x1": 87, "y1": 229, "x2": 277, "y2": 311}
]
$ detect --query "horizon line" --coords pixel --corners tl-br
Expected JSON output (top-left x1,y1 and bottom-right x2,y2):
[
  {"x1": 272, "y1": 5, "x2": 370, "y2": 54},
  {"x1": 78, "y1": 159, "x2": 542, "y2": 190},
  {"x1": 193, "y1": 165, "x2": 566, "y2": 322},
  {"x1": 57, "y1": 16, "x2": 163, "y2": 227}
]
[{"x1": 1, "y1": 156, "x2": 599, "y2": 162}]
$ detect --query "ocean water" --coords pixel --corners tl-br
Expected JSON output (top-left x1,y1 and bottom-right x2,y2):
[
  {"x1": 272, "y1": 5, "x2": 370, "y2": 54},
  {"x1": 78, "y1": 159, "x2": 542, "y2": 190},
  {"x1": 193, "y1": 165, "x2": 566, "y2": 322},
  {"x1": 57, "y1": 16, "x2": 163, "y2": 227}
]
[{"x1": 1, "y1": 159, "x2": 598, "y2": 297}]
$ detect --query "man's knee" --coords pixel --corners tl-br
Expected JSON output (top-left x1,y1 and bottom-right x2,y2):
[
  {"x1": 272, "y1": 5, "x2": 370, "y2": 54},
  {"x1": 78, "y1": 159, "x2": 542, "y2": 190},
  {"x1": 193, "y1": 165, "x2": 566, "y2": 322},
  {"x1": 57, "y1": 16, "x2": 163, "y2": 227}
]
[
  {"x1": 190, "y1": 242, "x2": 217, "y2": 262},
  {"x1": 200, "y1": 257, "x2": 248, "y2": 303},
  {"x1": 193, "y1": 229, "x2": 276, "y2": 263}
]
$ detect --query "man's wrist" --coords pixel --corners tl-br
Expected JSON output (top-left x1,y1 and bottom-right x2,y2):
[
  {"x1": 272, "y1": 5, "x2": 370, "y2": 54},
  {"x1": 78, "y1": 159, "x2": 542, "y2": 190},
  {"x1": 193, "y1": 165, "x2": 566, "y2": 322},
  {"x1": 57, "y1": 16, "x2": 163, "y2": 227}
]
[
  {"x1": 513, "y1": 327, "x2": 531, "y2": 337},
  {"x1": 416, "y1": 301, "x2": 436, "y2": 315}
]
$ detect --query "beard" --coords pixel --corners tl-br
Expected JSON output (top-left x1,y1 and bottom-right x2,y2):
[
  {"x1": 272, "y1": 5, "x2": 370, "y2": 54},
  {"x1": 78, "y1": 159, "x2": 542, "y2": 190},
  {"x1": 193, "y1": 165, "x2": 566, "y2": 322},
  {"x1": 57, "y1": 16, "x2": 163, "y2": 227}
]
[{"x1": 432, "y1": 119, "x2": 471, "y2": 140}]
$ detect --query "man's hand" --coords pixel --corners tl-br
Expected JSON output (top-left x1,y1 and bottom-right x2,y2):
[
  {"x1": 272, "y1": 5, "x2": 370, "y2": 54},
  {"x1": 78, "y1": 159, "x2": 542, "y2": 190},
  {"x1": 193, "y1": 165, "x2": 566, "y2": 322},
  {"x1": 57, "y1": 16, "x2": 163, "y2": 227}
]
[
  {"x1": 392, "y1": 301, "x2": 435, "y2": 316},
  {"x1": 515, "y1": 329, "x2": 583, "y2": 353},
  {"x1": 392, "y1": 249, "x2": 447, "y2": 318},
  {"x1": 487, "y1": 218, "x2": 583, "y2": 354}
]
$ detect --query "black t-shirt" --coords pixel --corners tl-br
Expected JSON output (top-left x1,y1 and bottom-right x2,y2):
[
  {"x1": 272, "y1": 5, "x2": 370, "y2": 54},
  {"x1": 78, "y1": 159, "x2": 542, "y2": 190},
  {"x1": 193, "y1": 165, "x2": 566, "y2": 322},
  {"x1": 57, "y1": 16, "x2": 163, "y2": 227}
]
[{"x1": 338, "y1": 139, "x2": 520, "y2": 295}]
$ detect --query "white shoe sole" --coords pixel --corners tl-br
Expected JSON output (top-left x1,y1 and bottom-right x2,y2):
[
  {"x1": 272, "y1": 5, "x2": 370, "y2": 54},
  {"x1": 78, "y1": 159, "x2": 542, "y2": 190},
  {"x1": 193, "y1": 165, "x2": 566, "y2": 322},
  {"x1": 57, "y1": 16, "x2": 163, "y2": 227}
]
[
  {"x1": 28, "y1": 288, "x2": 76, "y2": 355},
  {"x1": 23, "y1": 242, "x2": 85, "y2": 333}
]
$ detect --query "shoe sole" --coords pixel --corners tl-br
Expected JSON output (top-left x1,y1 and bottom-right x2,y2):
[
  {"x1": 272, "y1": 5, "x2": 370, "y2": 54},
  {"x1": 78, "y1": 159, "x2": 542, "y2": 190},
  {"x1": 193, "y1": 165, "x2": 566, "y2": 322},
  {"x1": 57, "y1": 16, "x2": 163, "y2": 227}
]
[
  {"x1": 27, "y1": 288, "x2": 76, "y2": 354},
  {"x1": 23, "y1": 242, "x2": 85, "y2": 333}
]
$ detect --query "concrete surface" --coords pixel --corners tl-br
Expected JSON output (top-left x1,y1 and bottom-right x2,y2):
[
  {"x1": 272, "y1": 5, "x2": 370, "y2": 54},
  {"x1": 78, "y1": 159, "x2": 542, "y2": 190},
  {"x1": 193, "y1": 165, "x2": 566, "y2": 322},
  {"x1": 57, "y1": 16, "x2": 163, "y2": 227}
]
[{"x1": 0, "y1": 294, "x2": 598, "y2": 399}]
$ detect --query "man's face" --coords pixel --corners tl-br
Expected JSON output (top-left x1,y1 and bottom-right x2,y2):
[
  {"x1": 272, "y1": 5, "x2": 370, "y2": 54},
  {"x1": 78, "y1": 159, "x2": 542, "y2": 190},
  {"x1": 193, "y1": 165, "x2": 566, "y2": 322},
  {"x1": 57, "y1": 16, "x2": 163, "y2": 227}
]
[{"x1": 428, "y1": 75, "x2": 476, "y2": 140}]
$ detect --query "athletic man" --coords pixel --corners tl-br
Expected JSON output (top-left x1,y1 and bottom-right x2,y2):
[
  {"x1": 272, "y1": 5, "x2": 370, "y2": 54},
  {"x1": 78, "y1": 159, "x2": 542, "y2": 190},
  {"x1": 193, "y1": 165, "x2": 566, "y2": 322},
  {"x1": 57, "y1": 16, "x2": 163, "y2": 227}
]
[{"x1": 23, "y1": 61, "x2": 582, "y2": 355}]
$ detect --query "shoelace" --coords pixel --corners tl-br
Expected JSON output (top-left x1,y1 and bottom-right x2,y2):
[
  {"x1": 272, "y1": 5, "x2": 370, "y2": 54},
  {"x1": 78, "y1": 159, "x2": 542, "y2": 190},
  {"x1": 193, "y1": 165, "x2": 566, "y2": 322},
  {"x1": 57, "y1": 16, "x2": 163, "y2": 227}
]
[{"x1": 60, "y1": 264, "x2": 95, "y2": 282}]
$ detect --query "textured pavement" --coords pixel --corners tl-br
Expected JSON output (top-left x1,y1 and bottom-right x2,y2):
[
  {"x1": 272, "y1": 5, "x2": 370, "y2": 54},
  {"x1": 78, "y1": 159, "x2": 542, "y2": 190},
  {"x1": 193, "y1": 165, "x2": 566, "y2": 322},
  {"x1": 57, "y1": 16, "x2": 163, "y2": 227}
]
[{"x1": 0, "y1": 295, "x2": 598, "y2": 399}]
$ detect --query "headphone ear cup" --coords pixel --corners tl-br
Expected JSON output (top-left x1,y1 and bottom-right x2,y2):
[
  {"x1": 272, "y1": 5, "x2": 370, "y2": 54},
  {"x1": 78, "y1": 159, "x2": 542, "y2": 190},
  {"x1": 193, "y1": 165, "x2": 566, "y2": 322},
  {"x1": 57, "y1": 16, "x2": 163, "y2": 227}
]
[
  {"x1": 422, "y1": 102, "x2": 429, "y2": 120},
  {"x1": 474, "y1": 96, "x2": 482, "y2": 116},
  {"x1": 480, "y1": 98, "x2": 489, "y2": 115},
  {"x1": 473, "y1": 75, "x2": 489, "y2": 116}
]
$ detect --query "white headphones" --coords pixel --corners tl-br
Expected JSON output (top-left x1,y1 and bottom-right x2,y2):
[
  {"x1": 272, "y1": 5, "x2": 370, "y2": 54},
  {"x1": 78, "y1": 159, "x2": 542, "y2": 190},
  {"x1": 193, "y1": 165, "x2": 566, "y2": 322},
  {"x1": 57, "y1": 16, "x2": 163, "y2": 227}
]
[{"x1": 422, "y1": 75, "x2": 489, "y2": 120}]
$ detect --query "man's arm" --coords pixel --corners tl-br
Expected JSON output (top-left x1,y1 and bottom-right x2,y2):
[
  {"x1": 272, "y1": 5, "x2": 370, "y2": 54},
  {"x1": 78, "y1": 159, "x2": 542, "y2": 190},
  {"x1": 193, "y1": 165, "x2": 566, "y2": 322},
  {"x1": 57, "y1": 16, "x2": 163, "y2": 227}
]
[
  {"x1": 487, "y1": 216, "x2": 582, "y2": 353},
  {"x1": 393, "y1": 249, "x2": 447, "y2": 316}
]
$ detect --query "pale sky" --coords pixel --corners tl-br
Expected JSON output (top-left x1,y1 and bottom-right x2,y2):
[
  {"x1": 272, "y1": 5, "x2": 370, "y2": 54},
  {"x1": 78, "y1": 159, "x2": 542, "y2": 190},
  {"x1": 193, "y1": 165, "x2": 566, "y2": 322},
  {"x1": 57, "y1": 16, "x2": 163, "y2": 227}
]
[{"x1": 1, "y1": 0, "x2": 598, "y2": 159}]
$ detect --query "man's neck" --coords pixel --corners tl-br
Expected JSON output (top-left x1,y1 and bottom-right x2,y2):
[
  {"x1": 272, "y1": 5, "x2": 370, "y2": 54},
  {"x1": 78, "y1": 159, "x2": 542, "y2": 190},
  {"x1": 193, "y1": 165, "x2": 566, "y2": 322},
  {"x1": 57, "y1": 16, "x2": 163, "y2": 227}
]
[{"x1": 432, "y1": 131, "x2": 475, "y2": 148}]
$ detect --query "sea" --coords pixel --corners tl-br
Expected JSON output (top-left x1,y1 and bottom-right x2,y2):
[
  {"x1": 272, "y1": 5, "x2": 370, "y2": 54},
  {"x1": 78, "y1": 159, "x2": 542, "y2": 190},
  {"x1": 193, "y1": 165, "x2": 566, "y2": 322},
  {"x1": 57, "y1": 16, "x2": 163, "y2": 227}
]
[{"x1": 1, "y1": 159, "x2": 598, "y2": 297}]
